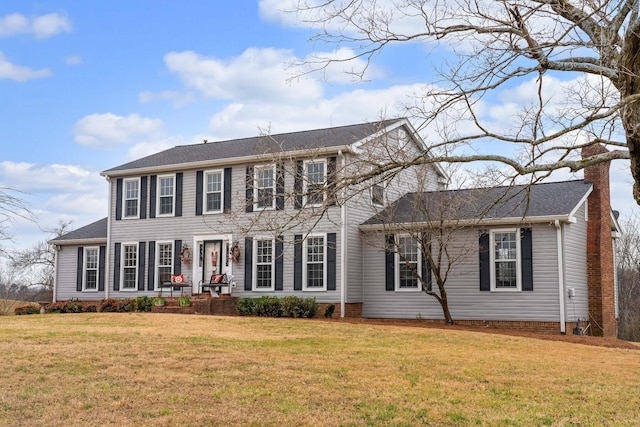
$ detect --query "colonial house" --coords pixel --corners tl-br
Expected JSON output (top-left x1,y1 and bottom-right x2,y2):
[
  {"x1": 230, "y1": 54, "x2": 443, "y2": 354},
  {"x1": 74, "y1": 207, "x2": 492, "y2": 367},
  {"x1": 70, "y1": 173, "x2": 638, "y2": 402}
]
[{"x1": 50, "y1": 119, "x2": 620, "y2": 336}]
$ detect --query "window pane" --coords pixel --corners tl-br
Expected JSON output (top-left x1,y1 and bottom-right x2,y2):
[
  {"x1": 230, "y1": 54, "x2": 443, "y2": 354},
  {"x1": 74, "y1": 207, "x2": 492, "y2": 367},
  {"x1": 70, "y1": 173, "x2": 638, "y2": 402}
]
[
  {"x1": 122, "y1": 245, "x2": 137, "y2": 289},
  {"x1": 158, "y1": 243, "x2": 172, "y2": 286},
  {"x1": 85, "y1": 270, "x2": 97, "y2": 290},
  {"x1": 159, "y1": 177, "x2": 174, "y2": 215},
  {"x1": 207, "y1": 193, "x2": 221, "y2": 212},
  {"x1": 256, "y1": 239, "x2": 273, "y2": 289},
  {"x1": 205, "y1": 172, "x2": 222, "y2": 212},
  {"x1": 398, "y1": 237, "x2": 419, "y2": 289},
  {"x1": 124, "y1": 180, "x2": 138, "y2": 217},
  {"x1": 306, "y1": 237, "x2": 324, "y2": 288},
  {"x1": 372, "y1": 184, "x2": 384, "y2": 205},
  {"x1": 306, "y1": 162, "x2": 325, "y2": 205}
]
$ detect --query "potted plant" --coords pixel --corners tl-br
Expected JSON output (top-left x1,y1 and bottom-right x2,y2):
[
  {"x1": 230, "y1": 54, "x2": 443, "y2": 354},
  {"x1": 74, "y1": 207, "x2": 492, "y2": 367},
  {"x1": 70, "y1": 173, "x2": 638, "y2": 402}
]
[
  {"x1": 152, "y1": 297, "x2": 166, "y2": 307},
  {"x1": 178, "y1": 296, "x2": 191, "y2": 307}
]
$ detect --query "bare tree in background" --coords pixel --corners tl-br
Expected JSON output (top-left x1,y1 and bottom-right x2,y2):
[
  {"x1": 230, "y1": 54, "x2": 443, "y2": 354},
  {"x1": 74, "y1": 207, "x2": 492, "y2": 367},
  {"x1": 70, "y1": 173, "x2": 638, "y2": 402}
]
[
  {"x1": 615, "y1": 214, "x2": 640, "y2": 341},
  {"x1": 0, "y1": 187, "x2": 32, "y2": 253},
  {"x1": 289, "y1": 0, "x2": 639, "y2": 202}
]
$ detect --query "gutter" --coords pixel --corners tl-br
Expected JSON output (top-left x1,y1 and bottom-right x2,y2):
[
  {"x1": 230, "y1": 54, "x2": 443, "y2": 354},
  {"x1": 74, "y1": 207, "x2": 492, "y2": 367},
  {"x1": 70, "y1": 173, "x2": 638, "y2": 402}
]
[
  {"x1": 555, "y1": 220, "x2": 566, "y2": 334},
  {"x1": 338, "y1": 149, "x2": 347, "y2": 318},
  {"x1": 52, "y1": 245, "x2": 59, "y2": 303}
]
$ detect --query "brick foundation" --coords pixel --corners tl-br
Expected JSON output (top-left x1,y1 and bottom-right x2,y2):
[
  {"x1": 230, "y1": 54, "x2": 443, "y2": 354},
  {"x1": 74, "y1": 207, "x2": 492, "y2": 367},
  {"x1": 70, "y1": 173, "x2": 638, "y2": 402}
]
[
  {"x1": 316, "y1": 303, "x2": 363, "y2": 318},
  {"x1": 582, "y1": 144, "x2": 617, "y2": 337}
]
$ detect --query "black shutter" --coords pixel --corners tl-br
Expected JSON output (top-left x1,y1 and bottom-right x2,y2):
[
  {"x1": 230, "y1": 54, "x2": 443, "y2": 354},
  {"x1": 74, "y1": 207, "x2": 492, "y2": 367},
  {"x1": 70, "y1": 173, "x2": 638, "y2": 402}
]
[
  {"x1": 224, "y1": 167, "x2": 232, "y2": 213},
  {"x1": 421, "y1": 237, "x2": 432, "y2": 292},
  {"x1": 149, "y1": 175, "x2": 157, "y2": 218},
  {"x1": 137, "y1": 242, "x2": 146, "y2": 291},
  {"x1": 196, "y1": 170, "x2": 203, "y2": 216},
  {"x1": 113, "y1": 243, "x2": 121, "y2": 291},
  {"x1": 521, "y1": 228, "x2": 533, "y2": 291},
  {"x1": 479, "y1": 231, "x2": 490, "y2": 291},
  {"x1": 327, "y1": 156, "x2": 337, "y2": 206},
  {"x1": 385, "y1": 234, "x2": 395, "y2": 291},
  {"x1": 294, "y1": 234, "x2": 303, "y2": 290},
  {"x1": 327, "y1": 233, "x2": 337, "y2": 291},
  {"x1": 98, "y1": 246, "x2": 106, "y2": 292},
  {"x1": 275, "y1": 163, "x2": 285, "y2": 210},
  {"x1": 140, "y1": 176, "x2": 148, "y2": 219},
  {"x1": 76, "y1": 247, "x2": 83, "y2": 291},
  {"x1": 115, "y1": 179, "x2": 123, "y2": 221},
  {"x1": 294, "y1": 160, "x2": 303, "y2": 209},
  {"x1": 275, "y1": 236, "x2": 284, "y2": 291},
  {"x1": 245, "y1": 166, "x2": 254, "y2": 213},
  {"x1": 244, "y1": 237, "x2": 253, "y2": 291},
  {"x1": 147, "y1": 241, "x2": 156, "y2": 291},
  {"x1": 175, "y1": 172, "x2": 183, "y2": 217},
  {"x1": 174, "y1": 240, "x2": 182, "y2": 275}
]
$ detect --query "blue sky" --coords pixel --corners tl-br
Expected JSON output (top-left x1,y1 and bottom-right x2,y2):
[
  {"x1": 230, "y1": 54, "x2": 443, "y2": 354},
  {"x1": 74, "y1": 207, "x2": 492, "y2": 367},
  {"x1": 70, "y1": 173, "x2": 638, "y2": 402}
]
[{"x1": 0, "y1": 0, "x2": 636, "y2": 250}]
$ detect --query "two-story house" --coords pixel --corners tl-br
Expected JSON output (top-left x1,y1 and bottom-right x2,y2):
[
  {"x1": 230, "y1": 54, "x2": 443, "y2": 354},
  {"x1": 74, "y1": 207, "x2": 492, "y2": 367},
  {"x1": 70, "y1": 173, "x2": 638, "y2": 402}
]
[{"x1": 50, "y1": 119, "x2": 620, "y2": 336}]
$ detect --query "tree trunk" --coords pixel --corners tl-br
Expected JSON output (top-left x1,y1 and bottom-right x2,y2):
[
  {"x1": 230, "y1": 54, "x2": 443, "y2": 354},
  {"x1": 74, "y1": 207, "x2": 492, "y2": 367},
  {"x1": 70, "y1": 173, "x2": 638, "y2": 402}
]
[{"x1": 436, "y1": 285, "x2": 454, "y2": 325}]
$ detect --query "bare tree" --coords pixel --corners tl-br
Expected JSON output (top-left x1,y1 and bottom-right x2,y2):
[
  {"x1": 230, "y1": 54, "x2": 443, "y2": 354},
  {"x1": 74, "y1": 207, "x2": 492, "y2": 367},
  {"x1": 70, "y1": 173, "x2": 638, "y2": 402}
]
[
  {"x1": 289, "y1": 0, "x2": 639, "y2": 202},
  {"x1": 0, "y1": 187, "x2": 32, "y2": 253},
  {"x1": 615, "y1": 213, "x2": 640, "y2": 341}
]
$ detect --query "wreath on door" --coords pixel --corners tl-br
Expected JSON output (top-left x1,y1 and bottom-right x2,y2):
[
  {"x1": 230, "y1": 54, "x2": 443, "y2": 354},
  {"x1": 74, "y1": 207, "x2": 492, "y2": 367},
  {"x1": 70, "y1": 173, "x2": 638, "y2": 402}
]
[{"x1": 229, "y1": 241, "x2": 241, "y2": 263}]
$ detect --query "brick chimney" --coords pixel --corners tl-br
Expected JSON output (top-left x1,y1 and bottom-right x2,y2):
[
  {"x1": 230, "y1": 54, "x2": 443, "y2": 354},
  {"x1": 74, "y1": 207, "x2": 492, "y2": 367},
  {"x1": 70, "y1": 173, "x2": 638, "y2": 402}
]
[{"x1": 582, "y1": 143, "x2": 617, "y2": 337}]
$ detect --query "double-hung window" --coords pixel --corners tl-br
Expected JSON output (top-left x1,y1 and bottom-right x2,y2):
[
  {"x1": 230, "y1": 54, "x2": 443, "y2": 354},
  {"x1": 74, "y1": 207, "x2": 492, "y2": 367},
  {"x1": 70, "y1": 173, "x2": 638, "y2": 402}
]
[
  {"x1": 121, "y1": 243, "x2": 138, "y2": 291},
  {"x1": 395, "y1": 236, "x2": 421, "y2": 291},
  {"x1": 157, "y1": 242, "x2": 173, "y2": 289},
  {"x1": 158, "y1": 175, "x2": 175, "y2": 216},
  {"x1": 372, "y1": 181, "x2": 385, "y2": 207},
  {"x1": 205, "y1": 170, "x2": 223, "y2": 213},
  {"x1": 254, "y1": 165, "x2": 275, "y2": 210},
  {"x1": 304, "y1": 235, "x2": 326, "y2": 290},
  {"x1": 304, "y1": 160, "x2": 326, "y2": 206},
  {"x1": 491, "y1": 229, "x2": 520, "y2": 290},
  {"x1": 254, "y1": 238, "x2": 274, "y2": 290},
  {"x1": 83, "y1": 247, "x2": 99, "y2": 291},
  {"x1": 123, "y1": 178, "x2": 139, "y2": 218}
]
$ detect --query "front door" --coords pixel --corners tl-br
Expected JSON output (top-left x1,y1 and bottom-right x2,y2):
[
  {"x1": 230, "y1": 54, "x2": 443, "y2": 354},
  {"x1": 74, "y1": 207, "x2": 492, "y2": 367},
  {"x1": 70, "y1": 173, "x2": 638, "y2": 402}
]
[{"x1": 203, "y1": 240, "x2": 224, "y2": 284}]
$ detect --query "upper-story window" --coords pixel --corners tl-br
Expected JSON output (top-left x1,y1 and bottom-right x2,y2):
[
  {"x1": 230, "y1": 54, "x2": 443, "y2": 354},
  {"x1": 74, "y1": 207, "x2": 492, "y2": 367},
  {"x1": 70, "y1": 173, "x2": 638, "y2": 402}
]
[
  {"x1": 158, "y1": 175, "x2": 175, "y2": 216},
  {"x1": 255, "y1": 165, "x2": 276, "y2": 210},
  {"x1": 304, "y1": 160, "x2": 326, "y2": 206},
  {"x1": 83, "y1": 247, "x2": 99, "y2": 291},
  {"x1": 372, "y1": 179, "x2": 385, "y2": 207},
  {"x1": 123, "y1": 178, "x2": 140, "y2": 218},
  {"x1": 205, "y1": 170, "x2": 223, "y2": 214}
]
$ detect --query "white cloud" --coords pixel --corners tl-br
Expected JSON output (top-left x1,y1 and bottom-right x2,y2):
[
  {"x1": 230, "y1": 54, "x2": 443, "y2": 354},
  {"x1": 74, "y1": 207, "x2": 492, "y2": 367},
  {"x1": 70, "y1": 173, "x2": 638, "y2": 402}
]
[
  {"x1": 0, "y1": 12, "x2": 71, "y2": 38},
  {"x1": 138, "y1": 90, "x2": 194, "y2": 107},
  {"x1": 0, "y1": 51, "x2": 51, "y2": 81},
  {"x1": 73, "y1": 113, "x2": 165, "y2": 148},
  {"x1": 164, "y1": 48, "x2": 323, "y2": 104},
  {"x1": 65, "y1": 55, "x2": 83, "y2": 65},
  {"x1": 301, "y1": 47, "x2": 384, "y2": 83},
  {"x1": 0, "y1": 161, "x2": 101, "y2": 193},
  {"x1": 125, "y1": 136, "x2": 185, "y2": 161}
]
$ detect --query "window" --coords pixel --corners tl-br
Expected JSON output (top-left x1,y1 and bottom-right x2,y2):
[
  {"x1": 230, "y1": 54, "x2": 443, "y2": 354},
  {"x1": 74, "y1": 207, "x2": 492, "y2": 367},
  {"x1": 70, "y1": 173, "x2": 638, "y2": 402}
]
[
  {"x1": 254, "y1": 239, "x2": 274, "y2": 290},
  {"x1": 304, "y1": 235, "x2": 326, "y2": 290},
  {"x1": 157, "y1": 242, "x2": 173, "y2": 289},
  {"x1": 158, "y1": 175, "x2": 175, "y2": 215},
  {"x1": 121, "y1": 244, "x2": 138, "y2": 290},
  {"x1": 205, "y1": 170, "x2": 223, "y2": 213},
  {"x1": 372, "y1": 182, "x2": 384, "y2": 206},
  {"x1": 304, "y1": 160, "x2": 326, "y2": 206},
  {"x1": 395, "y1": 236, "x2": 421, "y2": 291},
  {"x1": 123, "y1": 178, "x2": 139, "y2": 218},
  {"x1": 254, "y1": 165, "x2": 275, "y2": 210},
  {"x1": 491, "y1": 229, "x2": 520, "y2": 290},
  {"x1": 83, "y1": 247, "x2": 99, "y2": 291}
]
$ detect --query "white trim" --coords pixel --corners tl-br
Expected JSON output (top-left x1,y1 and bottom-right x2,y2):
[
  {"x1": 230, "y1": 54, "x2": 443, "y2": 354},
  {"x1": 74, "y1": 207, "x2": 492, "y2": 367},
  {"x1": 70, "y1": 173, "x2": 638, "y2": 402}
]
[
  {"x1": 82, "y1": 246, "x2": 100, "y2": 292},
  {"x1": 156, "y1": 174, "x2": 176, "y2": 217},
  {"x1": 155, "y1": 241, "x2": 174, "y2": 291},
  {"x1": 489, "y1": 228, "x2": 522, "y2": 292},
  {"x1": 394, "y1": 235, "x2": 422, "y2": 292},
  {"x1": 303, "y1": 233, "x2": 327, "y2": 291},
  {"x1": 122, "y1": 177, "x2": 141, "y2": 219},
  {"x1": 203, "y1": 169, "x2": 224, "y2": 214},
  {"x1": 253, "y1": 237, "x2": 275, "y2": 291},
  {"x1": 303, "y1": 159, "x2": 327, "y2": 207},
  {"x1": 253, "y1": 164, "x2": 277, "y2": 211},
  {"x1": 567, "y1": 185, "x2": 593, "y2": 221},
  {"x1": 555, "y1": 220, "x2": 566, "y2": 334},
  {"x1": 120, "y1": 242, "x2": 139, "y2": 291},
  {"x1": 339, "y1": 149, "x2": 347, "y2": 317}
]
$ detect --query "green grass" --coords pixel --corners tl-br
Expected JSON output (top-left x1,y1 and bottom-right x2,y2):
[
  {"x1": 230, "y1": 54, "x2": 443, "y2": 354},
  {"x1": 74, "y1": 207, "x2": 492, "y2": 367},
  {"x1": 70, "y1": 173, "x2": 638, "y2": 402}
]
[{"x1": 0, "y1": 313, "x2": 638, "y2": 426}]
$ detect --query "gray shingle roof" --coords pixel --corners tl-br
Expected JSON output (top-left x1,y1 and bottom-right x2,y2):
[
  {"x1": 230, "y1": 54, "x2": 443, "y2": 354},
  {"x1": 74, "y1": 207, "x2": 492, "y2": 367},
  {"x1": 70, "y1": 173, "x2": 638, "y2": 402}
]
[
  {"x1": 362, "y1": 180, "x2": 593, "y2": 225},
  {"x1": 50, "y1": 217, "x2": 107, "y2": 244},
  {"x1": 103, "y1": 119, "x2": 403, "y2": 174}
]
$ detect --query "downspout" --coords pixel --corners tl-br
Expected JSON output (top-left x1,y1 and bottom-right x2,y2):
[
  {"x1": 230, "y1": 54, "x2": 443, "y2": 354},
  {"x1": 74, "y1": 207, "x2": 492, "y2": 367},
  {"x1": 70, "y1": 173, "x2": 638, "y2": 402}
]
[
  {"x1": 338, "y1": 149, "x2": 346, "y2": 318},
  {"x1": 555, "y1": 220, "x2": 566, "y2": 334},
  {"x1": 52, "y1": 245, "x2": 60, "y2": 303},
  {"x1": 105, "y1": 176, "x2": 112, "y2": 300}
]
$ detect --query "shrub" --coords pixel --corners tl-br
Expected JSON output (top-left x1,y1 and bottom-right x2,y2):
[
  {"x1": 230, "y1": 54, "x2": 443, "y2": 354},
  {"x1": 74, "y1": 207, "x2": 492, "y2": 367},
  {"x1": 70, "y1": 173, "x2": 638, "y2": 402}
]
[
  {"x1": 135, "y1": 296, "x2": 153, "y2": 312},
  {"x1": 236, "y1": 296, "x2": 318, "y2": 318},
  {"x1": 46, "y1": 301, "x2": 67, "y2": 313},
  {"x1": 99, "y1": 298, "x2": 120, "y2": 312},
  {"x1": 14, "y1": 305, "x2": 41, "y2": 315},
  {"x1": 324, "y1": 303, "x2": 335, "y2": 318},
  {"x1": 63, "y1": 300, "x2": 83, "y2": 313}
]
